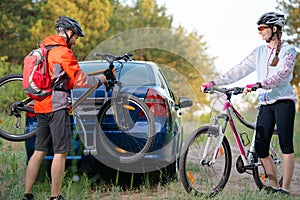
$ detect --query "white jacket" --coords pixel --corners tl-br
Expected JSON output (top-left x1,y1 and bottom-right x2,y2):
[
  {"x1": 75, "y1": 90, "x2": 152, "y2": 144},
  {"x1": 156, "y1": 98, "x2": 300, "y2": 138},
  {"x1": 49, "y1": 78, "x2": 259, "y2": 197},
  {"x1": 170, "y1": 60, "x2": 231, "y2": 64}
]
[{"x1": 212, "y1": 41, "x2": 297, "y2": 105}]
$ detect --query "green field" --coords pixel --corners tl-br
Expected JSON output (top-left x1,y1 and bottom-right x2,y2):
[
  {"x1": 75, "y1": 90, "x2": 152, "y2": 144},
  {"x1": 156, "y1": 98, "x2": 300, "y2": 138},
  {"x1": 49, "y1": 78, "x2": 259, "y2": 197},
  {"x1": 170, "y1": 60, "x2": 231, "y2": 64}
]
[{"x1": 0, "y1": 112, "x2": 299, "y2": 199}]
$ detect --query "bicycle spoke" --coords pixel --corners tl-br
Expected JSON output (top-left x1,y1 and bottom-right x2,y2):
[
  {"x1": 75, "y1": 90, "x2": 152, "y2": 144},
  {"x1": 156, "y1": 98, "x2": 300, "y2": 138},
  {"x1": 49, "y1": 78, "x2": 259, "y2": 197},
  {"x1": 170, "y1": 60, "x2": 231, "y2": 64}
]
[
  {"x1": 0, "y1": 74, "x2": 36, "y2": 141},
  {"x1": 97, "y1": 94, "x2": 155, "y2": 163},
  {"x1": 180, "y1": 126, "x2": 232, "y2": 196}
]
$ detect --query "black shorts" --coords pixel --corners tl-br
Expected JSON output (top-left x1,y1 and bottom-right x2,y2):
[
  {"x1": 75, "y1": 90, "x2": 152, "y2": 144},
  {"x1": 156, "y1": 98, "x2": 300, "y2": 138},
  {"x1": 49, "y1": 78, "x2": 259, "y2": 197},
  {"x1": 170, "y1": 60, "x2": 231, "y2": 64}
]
[
  {"x1": 35, "y1": 109, "x2": 71, "y2": 154},
  {"x1": 255, "y1": 100, "x2": 295, "y2": 158}
]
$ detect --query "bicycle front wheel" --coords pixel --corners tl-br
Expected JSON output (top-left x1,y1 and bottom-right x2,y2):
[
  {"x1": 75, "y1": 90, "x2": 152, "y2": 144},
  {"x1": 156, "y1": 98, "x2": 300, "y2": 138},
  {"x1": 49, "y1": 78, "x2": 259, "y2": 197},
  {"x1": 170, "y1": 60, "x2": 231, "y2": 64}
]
[
  {"x1": 179, "y1": 126, "x2": 232, "y2": 197},
  {"x1": 253, "y1": 132, "x2": 283, "y2": 189},
  {"x1": 0, "y1": 74, "x2": 36, "y2": 141},
  {"x1": 97, "y1": 94, "x2": 155, "y2": 163}
]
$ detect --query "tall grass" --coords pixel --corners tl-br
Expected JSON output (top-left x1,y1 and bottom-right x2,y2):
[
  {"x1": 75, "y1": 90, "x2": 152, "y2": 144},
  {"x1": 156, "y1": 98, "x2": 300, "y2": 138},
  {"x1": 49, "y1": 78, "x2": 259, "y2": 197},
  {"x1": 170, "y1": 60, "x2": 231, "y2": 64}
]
[
  {"x1": 1, "y1": 112, "x2": 299, "y2": 199},
  {"x1": 1, "y1": 138, "x2": 299, "y2": 199}
]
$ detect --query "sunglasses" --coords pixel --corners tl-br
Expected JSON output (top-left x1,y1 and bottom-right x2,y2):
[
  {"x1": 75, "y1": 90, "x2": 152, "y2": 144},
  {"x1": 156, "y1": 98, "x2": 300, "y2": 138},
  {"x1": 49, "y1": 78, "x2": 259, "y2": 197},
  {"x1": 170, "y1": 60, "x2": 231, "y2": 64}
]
[{"x1": 258, "y1": 26, "x2": 270, "y2": 31}]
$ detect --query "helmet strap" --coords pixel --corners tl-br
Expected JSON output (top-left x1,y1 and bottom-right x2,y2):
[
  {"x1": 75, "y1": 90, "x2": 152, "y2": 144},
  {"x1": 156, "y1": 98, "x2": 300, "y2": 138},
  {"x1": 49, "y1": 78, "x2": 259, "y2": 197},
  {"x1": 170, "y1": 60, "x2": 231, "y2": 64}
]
[
  {"x1": 63, "y1": 30, "x2": 75, "y2": 48},
  {"x1": 266, "y1": 25, "x2": 276, "y2": 43}
]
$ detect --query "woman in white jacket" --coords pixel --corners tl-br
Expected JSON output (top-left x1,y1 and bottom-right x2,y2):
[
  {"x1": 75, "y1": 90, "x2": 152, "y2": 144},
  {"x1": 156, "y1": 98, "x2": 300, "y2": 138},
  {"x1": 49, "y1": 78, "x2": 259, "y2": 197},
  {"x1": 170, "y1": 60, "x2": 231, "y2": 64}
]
[{"x1": 201, "y1": 12, "x2": 297, "y2": 195}]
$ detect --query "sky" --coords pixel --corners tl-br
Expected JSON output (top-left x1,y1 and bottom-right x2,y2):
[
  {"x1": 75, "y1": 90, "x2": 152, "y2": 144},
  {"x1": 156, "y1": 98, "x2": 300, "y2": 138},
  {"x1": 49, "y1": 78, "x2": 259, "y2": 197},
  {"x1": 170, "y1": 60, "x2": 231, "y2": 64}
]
[{"x1": 157, "y1": 0, "x2": 278, "y2": 85}]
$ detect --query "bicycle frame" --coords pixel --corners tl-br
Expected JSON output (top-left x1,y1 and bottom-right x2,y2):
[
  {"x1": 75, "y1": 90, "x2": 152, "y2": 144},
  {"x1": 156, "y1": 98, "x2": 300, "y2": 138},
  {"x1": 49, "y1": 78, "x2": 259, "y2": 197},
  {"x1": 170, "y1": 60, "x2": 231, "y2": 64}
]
[
  {"x1": 204, "y1": 90, "x2": 257, "y2": 168},
  {"x1": 205, "y1": 88, "x2": 281, "y2": 170},
  {"x1": 70, "y1": 75, "x2": 131, "y2": 155},
  {"x1": 12, "y1": 54, "x2": 134, "y2": 155},
  {"x1": 179, "y1": 87, "x2": 283, "y2": 194}
]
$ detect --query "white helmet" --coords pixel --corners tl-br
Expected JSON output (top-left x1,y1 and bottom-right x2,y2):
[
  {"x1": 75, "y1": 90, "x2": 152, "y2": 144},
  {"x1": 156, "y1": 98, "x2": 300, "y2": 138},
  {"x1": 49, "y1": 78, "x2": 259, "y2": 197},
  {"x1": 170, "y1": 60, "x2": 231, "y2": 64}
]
[{"x1": 257, "y1": 12, "x2": 285, "y2": 27}]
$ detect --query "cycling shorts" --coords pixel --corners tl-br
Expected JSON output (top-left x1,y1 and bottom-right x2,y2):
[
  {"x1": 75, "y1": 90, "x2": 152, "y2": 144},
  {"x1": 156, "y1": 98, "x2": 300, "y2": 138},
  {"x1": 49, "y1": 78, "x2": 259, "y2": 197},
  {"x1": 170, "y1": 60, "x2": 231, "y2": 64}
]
[
  {"x1": 35, "y1": 109, "x2": 71, "y2": 154},
  {"x1": 255, "y1": 99, "x2": 295, "y2": 158}
]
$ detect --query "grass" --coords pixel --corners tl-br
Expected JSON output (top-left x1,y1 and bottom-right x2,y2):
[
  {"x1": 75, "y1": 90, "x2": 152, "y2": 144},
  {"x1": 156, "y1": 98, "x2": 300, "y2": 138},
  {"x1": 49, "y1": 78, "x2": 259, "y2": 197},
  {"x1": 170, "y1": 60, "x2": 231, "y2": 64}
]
[
  {"x1": 1, "y1": 111, "x2": 300, "y2": 199},
  {"x1": 1, "y1": 139, "x2": 299, "y2": 199}
]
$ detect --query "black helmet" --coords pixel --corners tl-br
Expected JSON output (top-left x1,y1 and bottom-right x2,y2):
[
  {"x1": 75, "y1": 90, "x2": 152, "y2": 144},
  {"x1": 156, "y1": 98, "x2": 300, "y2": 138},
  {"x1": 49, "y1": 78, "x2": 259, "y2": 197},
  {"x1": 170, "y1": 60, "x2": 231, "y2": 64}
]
[
  {"x1": 257, "y1": 12, "x2": 285, "y2": 27},
  {"x1": 55, "y1": 16, "x2": 84, "y2": 37}
]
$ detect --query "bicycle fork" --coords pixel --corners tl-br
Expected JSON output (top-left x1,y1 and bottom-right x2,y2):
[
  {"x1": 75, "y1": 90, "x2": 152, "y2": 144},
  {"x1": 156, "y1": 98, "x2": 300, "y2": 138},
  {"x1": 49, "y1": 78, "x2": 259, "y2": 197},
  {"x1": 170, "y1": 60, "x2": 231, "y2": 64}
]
[{"x1": 200, "y1": 115, "x2": 227, "y2": 166}]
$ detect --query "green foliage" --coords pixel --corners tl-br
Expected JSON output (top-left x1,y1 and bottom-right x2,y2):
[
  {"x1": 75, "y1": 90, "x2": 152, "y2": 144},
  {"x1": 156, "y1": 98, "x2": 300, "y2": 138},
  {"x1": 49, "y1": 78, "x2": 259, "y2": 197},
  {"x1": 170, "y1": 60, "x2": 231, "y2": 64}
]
[
  {"x1": 0, "y1": 0, "x2": 42, "y2": 64},
  {"x1": 276, "y1": 0, "x2": 300, "y2": 90},
  {"x1": 0, "y1": 56, "x2": 22, "y2": 76},
  {"x1": 30, "y1": 0, "x2": 113, "y2": 60},
  {"x1": 0, "y1": 141, "x2": 27, "y2": 199}
]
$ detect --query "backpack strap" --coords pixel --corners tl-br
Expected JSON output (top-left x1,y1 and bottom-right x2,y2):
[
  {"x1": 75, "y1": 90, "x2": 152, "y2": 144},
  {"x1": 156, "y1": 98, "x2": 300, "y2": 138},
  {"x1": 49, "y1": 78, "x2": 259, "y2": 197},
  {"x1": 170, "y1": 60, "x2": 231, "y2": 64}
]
[
  {"x1": 45, "y1": 44, "x2": 61, "y2": 50},
  {"x1": 44, "y1": 45, "x2": 69, "y2": 92}
]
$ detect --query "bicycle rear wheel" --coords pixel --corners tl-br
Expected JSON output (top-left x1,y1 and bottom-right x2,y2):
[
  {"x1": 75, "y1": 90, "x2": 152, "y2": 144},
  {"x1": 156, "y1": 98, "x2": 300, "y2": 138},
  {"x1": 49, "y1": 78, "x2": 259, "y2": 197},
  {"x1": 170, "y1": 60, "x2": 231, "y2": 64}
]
[
  {"x1": 253, "y1": 132, "x2": 283, "y2": 189},
  {"x1": 0, "y1": 74, "x2": 36, "y2": 141},
  {"x1": 97, "y1": 94, "x2": 155, "y2": 163},
  {"x1": 179, "y1": 126, "x2": 232, "y2": 197}
]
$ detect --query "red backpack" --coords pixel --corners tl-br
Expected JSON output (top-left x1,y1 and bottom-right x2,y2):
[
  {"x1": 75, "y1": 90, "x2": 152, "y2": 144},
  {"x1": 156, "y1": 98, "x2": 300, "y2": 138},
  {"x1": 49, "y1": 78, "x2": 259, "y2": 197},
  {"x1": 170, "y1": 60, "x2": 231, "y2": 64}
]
[{"x1": 22, "y1": 45, "x2": 57, "y2": 101}]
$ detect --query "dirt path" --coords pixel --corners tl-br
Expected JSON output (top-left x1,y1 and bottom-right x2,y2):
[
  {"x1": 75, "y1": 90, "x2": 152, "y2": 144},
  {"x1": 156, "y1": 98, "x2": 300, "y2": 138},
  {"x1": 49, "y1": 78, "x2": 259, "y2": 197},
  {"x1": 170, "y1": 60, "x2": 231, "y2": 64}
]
[{"x1": 226, "y1": 145, "x2": 300, "y2": 196}]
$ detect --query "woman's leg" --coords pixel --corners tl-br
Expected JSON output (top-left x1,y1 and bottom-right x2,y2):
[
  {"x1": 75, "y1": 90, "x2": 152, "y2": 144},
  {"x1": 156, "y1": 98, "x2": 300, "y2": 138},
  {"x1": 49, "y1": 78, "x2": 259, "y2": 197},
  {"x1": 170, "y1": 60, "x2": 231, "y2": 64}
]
[
  {"x1": 275, "y1": 100, "x2": 295, "y2": 191},
  {"x1": 255, "y1": 104, "x2": 278, "y2": 188}
]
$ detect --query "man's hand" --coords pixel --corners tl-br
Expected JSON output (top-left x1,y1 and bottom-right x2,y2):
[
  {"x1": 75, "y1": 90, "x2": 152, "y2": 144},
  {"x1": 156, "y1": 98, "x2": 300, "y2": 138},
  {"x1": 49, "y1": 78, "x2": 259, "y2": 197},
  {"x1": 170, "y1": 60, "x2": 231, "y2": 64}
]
[{"x1": 99, "y1": 74, "x2": 106, "y2": 84}]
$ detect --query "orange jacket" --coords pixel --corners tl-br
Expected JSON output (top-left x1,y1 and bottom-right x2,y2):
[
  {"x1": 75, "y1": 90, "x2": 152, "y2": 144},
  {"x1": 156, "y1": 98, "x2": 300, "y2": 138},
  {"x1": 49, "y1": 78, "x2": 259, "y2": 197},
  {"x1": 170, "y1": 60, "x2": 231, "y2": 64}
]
[{"x1": 34, "y1": 35, "x2": 100, "y2": 113}]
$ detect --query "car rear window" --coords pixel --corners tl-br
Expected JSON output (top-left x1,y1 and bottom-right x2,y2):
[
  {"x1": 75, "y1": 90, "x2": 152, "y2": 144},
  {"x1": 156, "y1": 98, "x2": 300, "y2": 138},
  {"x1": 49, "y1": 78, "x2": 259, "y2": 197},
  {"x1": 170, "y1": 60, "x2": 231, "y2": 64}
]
[
  {"x1": 118, "y1": 63, "x2": 155, "y2": 86},
  {"x1": 79, "y1": 61, "x2": 155, "y2": 86}
]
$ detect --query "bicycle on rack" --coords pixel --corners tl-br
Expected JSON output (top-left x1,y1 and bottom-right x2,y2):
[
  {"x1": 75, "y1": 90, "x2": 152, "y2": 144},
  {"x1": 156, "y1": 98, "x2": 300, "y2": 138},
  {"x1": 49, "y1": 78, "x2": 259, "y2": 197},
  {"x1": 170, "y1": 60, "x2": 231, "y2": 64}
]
[
  {"x1": 179, "y1": 86, "x2": 282, "y2": 197},
  {"x1": 0, "y1": 53, "x2": 155, "y2": 163}
]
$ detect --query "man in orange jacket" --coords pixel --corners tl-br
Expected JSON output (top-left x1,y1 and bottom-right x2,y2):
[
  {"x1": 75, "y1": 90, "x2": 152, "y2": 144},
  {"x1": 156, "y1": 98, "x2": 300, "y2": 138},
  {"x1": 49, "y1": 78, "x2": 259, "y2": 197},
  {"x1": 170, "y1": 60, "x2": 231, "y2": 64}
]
[{"x1": 23, "y1": 16, "x2": 106, "y2": 200}]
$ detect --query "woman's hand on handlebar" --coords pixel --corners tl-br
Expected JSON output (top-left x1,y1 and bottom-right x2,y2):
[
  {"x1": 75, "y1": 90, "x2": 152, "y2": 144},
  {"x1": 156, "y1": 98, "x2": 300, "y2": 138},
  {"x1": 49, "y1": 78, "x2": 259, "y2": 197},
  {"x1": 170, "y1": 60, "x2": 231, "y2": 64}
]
[
  {"x1": 201, "y1": 81, "x2": 215, "y2": 92},
  {"x1": 243, "y1": 82, "x2": 262, "y2": 94}
]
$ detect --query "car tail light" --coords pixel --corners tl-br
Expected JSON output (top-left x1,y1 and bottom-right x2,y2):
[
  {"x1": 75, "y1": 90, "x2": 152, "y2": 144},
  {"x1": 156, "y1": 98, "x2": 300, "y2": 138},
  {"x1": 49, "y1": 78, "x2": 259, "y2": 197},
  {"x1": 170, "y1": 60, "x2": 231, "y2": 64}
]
[
  {"x1": 143, "y1": 88, "x2": 169, "y2": 117},
  {"x1": 26, "y1": 104, "x2": 36, "y2": 118},
  {"x1": 26, "y1": 112, "x2": 36, "y2": 118}
]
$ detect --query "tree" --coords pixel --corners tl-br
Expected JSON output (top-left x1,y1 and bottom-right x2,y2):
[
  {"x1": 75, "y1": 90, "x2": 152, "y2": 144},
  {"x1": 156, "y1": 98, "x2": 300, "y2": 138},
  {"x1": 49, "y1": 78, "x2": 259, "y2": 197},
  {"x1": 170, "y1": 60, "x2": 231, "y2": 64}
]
[
  {"x1": 0, "y1": 0, "x2": 216, "y2": 108},
  {"x1": 276, "y1": 0, "x2": 300, "y2": 110},
  {"x1": 30, "y1": 0, "x2": 113, "y2": 60},
  {"x1": 89, "y1": 0, "x2": 216, "y2": 107},
  {"x1": 0, "y1": 0, "x2": 42, "y2": 64}
]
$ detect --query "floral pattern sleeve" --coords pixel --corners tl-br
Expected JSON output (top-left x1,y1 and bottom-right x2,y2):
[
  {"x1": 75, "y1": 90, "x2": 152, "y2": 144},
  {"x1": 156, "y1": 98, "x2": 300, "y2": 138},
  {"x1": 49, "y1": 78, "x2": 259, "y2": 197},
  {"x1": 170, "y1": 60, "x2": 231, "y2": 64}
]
[
  {"x1": 261, "y1": 47, "x2": 296, "y2": 89},
  {"x1": 212, "y1": 49, "x2": 257, "y2": 86}
]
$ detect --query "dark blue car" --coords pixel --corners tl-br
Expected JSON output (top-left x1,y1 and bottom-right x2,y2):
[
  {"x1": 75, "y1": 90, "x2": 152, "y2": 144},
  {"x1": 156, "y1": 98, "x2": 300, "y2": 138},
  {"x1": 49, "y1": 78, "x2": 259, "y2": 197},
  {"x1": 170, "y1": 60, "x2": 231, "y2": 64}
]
[{"x1": 25, "y1": 60, "x2": 192, "y2": 180}]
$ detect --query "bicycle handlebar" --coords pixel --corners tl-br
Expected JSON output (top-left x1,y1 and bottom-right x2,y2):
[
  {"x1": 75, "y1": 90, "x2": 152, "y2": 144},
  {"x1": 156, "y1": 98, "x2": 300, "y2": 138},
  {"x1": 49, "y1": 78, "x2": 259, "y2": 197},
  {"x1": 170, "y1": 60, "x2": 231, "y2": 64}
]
[
  {"x1": 94, "y1": 52, "x2": 133, "y2": 63},
  {"x1": 204, "y1": 87, "x2": 243, "y2": 95},
  {"x1": 204, "y1": 84, "x2": 260, "y2": 96},
  {"x1": 93, "y1": 53, "x2": 134, "y2": 92}
]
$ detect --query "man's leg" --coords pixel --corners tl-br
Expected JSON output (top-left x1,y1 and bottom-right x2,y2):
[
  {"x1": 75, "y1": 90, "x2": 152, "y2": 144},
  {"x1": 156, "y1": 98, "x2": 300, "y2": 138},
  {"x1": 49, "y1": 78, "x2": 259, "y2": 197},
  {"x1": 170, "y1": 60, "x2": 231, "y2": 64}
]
[
  {"x1": 49, "y1": 109, "x2": 71, "y2": 198},
  {"x1": 25, "y1": 150, "x2": 47, "y2": 193},
  {"x1": 51, "y1": 152, "x2": 67, "y2": 197}
]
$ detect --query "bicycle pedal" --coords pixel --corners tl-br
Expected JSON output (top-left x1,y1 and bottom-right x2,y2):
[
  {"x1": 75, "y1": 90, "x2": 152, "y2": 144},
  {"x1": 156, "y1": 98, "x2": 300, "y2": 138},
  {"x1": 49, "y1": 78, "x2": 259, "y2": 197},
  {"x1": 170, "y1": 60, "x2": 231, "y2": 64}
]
[{"x1": 244, "y1": 164, "x2": 256, "y2": 170}]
